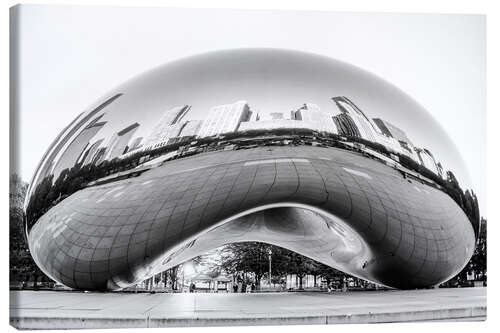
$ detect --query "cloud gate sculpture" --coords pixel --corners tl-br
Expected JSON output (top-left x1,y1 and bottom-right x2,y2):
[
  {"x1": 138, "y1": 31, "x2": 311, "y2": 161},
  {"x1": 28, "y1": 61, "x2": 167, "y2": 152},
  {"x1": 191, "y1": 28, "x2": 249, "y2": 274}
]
[{"x1": 24, "y1": 49, "x2": 480, "y2": 290}]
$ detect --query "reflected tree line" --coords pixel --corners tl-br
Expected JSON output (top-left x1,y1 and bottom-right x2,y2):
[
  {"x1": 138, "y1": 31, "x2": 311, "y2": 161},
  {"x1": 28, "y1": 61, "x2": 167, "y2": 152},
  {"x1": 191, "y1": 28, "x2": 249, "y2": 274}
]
[{"x1": 25, "y1": 128, "x2": 480, "y2": 236}]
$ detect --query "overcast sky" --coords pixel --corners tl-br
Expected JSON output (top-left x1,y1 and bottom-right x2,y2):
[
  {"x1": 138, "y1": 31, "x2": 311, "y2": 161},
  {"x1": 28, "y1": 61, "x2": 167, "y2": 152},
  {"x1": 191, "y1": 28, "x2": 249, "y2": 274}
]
[{"x1": 13, "y1": 5, "x2": 486, "y2": 215}]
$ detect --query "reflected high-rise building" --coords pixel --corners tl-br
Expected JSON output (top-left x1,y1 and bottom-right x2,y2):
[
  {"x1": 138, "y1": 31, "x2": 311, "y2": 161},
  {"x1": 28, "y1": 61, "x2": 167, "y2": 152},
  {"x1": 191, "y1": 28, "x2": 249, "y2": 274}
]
[
  {"x1": 332, "y1": 97, "x2": 421, "y2": 159},
  {"x1": 197, "y1": 100, "x2": 252, "y2": 138},
  {"x1": 249, "y1": 112, "x2": 260, "y2": 122},
  {"x1": 144, "y1": 105, "x2": 191, "y2": 148},
  {"x1": 33, "y1": 94, "x2": 122, "y2": 186},
  {"x1": 51, "y1": 115, "x2": 107, "y2": 178},
  {"x1": 332, "y1": 96, "x2": 380, "y2": 142},
  {"x1": 372, "y1": 118, "x2": 419, "y2": 160},
  {"x1": 81, "y1": 138, "x2": 104, "y2": 166},
  {"x1": 436, "y1": 161, "x2": 445, "y2": 179},
  {"x1": 239, "y1": 104, "x2": 338, "y2": 133},
  {"x1": 92, "y1": 147, "x2": 108, "y2": 165},
  {"x1": 415, "y1": 148, "x2": 440, "y2": 175},
  {"x1": 239, "y1": 118, "x2": 315, "y2": 132},
  {"x1": 128, "y1": 137, "x2": 143, "y2": 152},
  {"x1": 332, "y1": 113, "x2": 361, "y2": 138},
  {"x1": 143, "y1": 105, "x2": 192, "y2": 149},
  {"x1": 372, "y1": 118, "x2": 413, "y2": 146},
  {"x1": 105, "y1": 123, "x2": 140, "y2": 161},
  {"x1": 292, "y1": 103, "x2": 338, "y2": 134},
  {"x1": 179, "y1": 120, "x2": 203, "y2": 138},
  {"x1": 373, "y1": 118, "x2": 415, "y2": 147},
  {"x1": 35, "y1": 113, "x2": 84, "y2": 183}
]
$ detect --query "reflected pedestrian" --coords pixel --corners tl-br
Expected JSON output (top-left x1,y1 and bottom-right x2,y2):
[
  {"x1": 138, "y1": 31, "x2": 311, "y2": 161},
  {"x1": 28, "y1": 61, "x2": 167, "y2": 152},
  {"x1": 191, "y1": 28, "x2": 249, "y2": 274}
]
[{"x1": 237, "y1": 280, "x2": 243, "y2": 293}]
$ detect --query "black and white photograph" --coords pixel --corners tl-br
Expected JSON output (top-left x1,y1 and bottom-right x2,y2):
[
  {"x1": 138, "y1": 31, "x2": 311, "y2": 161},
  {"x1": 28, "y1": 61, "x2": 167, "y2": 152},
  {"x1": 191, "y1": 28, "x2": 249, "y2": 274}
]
[{"x1": 8, "y1": 2, "x2": 489, "y2": 330}]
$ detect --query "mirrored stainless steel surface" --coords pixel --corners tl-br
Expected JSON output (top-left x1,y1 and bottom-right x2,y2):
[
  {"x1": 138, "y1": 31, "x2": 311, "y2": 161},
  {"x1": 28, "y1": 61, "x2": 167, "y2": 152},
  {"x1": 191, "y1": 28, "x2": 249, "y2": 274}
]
[{"x1": 24, "y1": 49, "x2": 479, "y2": 290}]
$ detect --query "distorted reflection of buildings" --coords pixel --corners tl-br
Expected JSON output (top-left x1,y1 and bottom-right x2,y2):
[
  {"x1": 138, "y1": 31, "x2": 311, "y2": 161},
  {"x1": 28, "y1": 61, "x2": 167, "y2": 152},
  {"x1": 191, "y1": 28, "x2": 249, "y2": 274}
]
[
  {"x1": 179, "y1": 120, "x2": 203, "y2": 138},
  {"x1": 332, "y1": 96, "x2": 380, "y2": 142},
  {"x1": 415, "y1": 148, "x2": 441, "y2": 176},
  {"x1": 332, "y1": 113, "x2": 361, "y2": 138},
  {"x1": 197, "y1": 100, "x2": 252, "y2": 138},
  {"x1": 127, "y1": 136, "x2": 143, "y2": 153},
  {"x1": 80, "y1": 138, "x2": 104, "y2": 166},
  {"x1": 45, "y1": 94, "x2": 445, "y2": 183},
  {"x1": 28, "y1": 94, "x2": 123, "y2": 190},
  {"x1": 143, "y1": 105, "x2": 191, "y2": 149},
  {"x1": 239, "y1": 103, "x2": 338, "y2": 134},
  {"x1": 238, "y1": 116, "x2": 320, "y2": 132},
  {"x1": 373, "y1": 118, "x2": 417, "y2": 156},
  {"x1": 51, "y1": 115, "x2": 107, "y2": 178},
  {"x1": 373, "y1": 118, "x2": 413, "y2": 145},
  {"x1": 291, "y1": 103, "x2": 338, "y2": 134},
  {"x1": 104, "y1": 122, "x2": 140, "y2": 160},
  {"x1": 330, "y1": 97, "x2": 440, "y2": 170}
]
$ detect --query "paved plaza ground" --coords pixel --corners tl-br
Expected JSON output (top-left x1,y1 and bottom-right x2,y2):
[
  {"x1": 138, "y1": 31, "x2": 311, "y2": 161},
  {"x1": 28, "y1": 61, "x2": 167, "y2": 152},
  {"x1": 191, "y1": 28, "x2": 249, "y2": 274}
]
[{"x1": 10, "y1": 287, "x2": 486, "y2": 329}]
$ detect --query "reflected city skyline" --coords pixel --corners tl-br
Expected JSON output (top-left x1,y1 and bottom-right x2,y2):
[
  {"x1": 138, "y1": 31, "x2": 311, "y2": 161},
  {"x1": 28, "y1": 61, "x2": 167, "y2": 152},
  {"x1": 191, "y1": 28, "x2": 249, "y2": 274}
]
[
  {"x1": 27, "y1": 49, "x2": 472, "y2": 197},
  {"x1": 33, "y1": 94, "x2": 451, "y2": 193}
]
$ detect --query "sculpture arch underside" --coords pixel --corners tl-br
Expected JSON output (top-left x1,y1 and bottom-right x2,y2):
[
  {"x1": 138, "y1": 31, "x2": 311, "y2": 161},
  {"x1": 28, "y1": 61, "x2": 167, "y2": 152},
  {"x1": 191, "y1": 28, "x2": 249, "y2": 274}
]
[{"x1": 28, "y1": 146, "x2": 475, "y2": 290}]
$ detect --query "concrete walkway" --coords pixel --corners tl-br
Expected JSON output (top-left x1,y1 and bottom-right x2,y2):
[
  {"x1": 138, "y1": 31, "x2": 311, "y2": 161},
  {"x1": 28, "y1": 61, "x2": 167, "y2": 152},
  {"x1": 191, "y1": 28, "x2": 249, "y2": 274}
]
[{"x1": 10, "y1": 287, "x2": 486, "y2": 329}]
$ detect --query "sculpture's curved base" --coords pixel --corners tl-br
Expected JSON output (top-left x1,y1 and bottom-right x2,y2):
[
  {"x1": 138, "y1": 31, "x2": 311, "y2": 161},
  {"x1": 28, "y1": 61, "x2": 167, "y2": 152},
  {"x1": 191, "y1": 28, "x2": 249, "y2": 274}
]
[{"x1": 28, "y1": 146, "x2": 475, "y2": 290}]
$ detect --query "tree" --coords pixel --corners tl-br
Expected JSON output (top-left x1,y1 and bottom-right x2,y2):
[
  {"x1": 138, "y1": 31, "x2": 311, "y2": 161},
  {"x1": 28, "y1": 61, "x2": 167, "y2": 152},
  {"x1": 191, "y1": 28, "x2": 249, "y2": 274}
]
[
  {"x1": 315, "y1": 263, "x2": 345, "y2": 287},
  {"x1": 470, "y1": 218, "x2": 487, "y2": 281},
  {"x1": 219, "y1": 242, "x2": 270, "y2": 287},
  {"x1": 166, "y1": 266, "x2": 180, "y2": 290},
  {"x1": 10, "y1": 173, "x2": 51, "y2": 286},
  {"x1": 286, "y1": 251, "x2": 317, "y2": 289},
  {"x1": 443, "y1": 217, "x2": 487, "y2": 286}
]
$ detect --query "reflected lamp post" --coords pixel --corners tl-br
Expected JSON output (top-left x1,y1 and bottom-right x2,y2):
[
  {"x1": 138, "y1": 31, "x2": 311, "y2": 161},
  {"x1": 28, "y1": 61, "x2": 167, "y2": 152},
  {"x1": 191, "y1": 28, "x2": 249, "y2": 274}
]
[{"x1": 268, "y1": 248, "x2": 272, "y2": 287}]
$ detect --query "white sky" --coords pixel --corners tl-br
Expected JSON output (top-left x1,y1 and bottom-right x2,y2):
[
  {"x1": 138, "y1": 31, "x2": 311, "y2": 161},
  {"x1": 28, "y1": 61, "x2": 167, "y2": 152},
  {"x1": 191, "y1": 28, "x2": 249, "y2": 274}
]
[{"x1": 13, "y1": 5, "x2": 486, "y2": 215}]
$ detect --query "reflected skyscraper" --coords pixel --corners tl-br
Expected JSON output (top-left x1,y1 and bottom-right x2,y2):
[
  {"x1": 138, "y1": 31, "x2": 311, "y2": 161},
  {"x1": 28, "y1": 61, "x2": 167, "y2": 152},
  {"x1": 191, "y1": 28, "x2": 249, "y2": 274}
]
[
  {"x1": 128, "y1": 137, "x2": 143, "y2": 152},
  {"x1": 373, "y1": 118, "x2": 413, "y2": 145},
  {"x1": 197, "y1": 100, "x2": 252, "y2": 138},
  {"x1": 105, "y1": 123, "x2": 140, "y2": 160},
  {"x1": 292, "y1": 103, "x2": 338, "y2": 134},
  {"x1": 30, "y1": 93, "x2": 122, "y2": 190},
  {"x1": 332, "y1": 96, "x2": 380, "y2": 142},
  {"x1": 373, "y1": 117, "x2": 419, "y2": 160},
  {"x1": 239, "y1": 104, "x2": 339, "y2": 133},
  {"x1": 81, "y1": 138, "x2": 104, "y2": 166},
  {"x1": 52, "y1": 115, "x2": 107, "y2": 178},
  {"x1": 415, "y1": 147, "x2": 440, "y2": 175},
  {"x1": 144, "y1": 105, "x2": 191, "y2": 148},
  {"x1": 91, "y1": 147, "x2": 108, "y2": 165},
  {"x1": 179, "y1": 120, "x2": 203, "y2": 138},
  {"x1": 332, "y1": 113, "x2": 361, "y2": 138}
]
